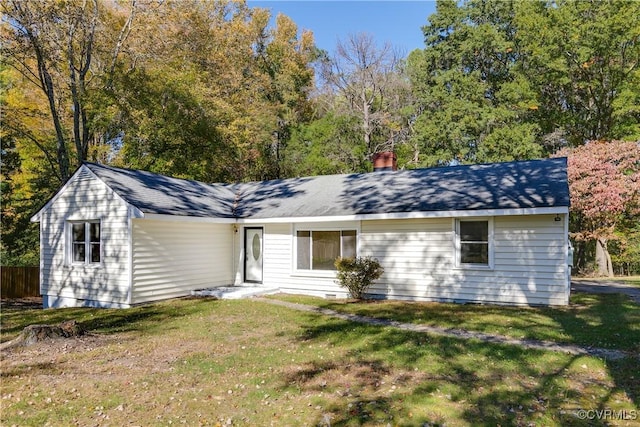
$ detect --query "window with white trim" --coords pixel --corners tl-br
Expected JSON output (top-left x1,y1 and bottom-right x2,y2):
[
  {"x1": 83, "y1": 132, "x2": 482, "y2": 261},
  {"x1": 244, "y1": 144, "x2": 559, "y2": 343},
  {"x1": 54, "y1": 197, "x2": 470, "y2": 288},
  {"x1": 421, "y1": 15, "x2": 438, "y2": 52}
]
[
  {"x1": 456, "y1": 219, "x2": 491, "y2": 267},
  {"x1": 69, "y1": 221, "x2": 101, "y2": 264},
  {"x1": 296, "y1": 230, "x2": 357, "y2": 271}
]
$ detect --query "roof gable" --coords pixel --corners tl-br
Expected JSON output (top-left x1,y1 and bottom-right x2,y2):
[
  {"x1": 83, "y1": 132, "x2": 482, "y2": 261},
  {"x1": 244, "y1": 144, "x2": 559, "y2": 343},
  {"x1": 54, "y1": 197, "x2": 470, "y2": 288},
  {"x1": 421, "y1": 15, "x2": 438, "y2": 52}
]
[
  {"x1": 30, "y1": 164, "x2": 139, "y2": 222},
  {"x1": 83, "y1": 163, "x2": 237, "y2": 218}
]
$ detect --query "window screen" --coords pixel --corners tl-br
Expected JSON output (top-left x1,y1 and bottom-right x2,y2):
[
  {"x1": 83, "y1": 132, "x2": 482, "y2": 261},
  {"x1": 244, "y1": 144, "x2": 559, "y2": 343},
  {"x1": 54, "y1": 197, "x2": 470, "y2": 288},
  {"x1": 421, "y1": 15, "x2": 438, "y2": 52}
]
[
  {"x1": 69, "y1": 221, "x2": 100, "y2": 264},
  {"x1": 296, "y1": 229, "x2": 357, "y2": 270},
  {"x1": 459, "y1": 221, "x2": 489, "y2": 265}
]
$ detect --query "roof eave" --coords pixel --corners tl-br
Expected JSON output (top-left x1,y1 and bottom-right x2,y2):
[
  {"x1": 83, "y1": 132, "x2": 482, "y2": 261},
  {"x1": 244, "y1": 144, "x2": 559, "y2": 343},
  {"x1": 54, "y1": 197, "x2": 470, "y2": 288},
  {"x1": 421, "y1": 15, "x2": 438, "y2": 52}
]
[
  {"x1": 139, "y1": 213, "x2": 236, "y2": 224},
  {"x1": 237, "y1": 206, "x2": 570, "y2": 224}
]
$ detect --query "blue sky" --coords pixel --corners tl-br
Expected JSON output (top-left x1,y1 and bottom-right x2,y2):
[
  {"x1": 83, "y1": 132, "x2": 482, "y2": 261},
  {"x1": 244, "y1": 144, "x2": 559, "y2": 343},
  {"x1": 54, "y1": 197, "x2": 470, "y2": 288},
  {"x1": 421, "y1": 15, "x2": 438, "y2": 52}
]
[{"x1": 248, "y1": 1, "x2": 437, "y2": 55}]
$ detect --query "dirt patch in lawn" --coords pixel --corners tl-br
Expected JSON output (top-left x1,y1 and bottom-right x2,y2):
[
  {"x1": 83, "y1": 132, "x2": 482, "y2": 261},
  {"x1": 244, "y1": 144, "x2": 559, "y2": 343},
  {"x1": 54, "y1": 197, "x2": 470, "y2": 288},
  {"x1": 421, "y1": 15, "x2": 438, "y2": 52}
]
[
  {"x1": 0, "y1": 333, "x2": 121, "y2": 386},
  {"x1": 282, "y1": 358, "x2": 416, "y2": 392},
  {"x1": 280, "y1": 358, "x2": 434, "y2": 425}
]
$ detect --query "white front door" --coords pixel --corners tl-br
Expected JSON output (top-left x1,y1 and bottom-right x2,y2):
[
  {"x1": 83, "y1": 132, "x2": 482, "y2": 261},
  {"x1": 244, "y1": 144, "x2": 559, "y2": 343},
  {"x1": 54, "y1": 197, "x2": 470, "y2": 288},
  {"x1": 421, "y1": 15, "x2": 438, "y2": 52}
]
[{"x1": 244, "y1": 227, "x2": 263, "y2": 283}]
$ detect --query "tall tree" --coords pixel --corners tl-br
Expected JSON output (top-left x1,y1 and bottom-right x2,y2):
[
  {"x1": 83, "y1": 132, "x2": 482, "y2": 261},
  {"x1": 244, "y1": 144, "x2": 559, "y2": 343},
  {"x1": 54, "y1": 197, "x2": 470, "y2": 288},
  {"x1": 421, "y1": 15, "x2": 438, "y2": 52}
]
[
  {"x1": 252, "y1": 12, "x2": 316, "y2": 179},
  {"x1": 283, "y1": 111, "x2": 367, "y2": 176},
  {"x1": 2, "y1": 0, "x2": 137, "y2": 181},
  {"x1": 1, "y1": 1, "x2": 137, "y2": 265},
  {"x1": 2, "y1": 0, "x2": 317, "y2": 265},
  {"x1": 516, "y1": 0, "x2": 640, "y2": 148},
  {"x1": 323, "y1": 33, "x2": 412, "y2": 161},
  {"x1": 408, "y1": 0, "x2": 640, "y2": 168},
  {"x1": 407, "y1": 0, "x2": 543, "y2": 167},
  {"x1": 555, "y1": 140, "x2": 640, "y2": 277},
  {"x1": 0, "y1": 65, "x2": 57, "y2": 265},
  {"x1": 113, "y1": 1, "x2": 317, "y2": 182}
]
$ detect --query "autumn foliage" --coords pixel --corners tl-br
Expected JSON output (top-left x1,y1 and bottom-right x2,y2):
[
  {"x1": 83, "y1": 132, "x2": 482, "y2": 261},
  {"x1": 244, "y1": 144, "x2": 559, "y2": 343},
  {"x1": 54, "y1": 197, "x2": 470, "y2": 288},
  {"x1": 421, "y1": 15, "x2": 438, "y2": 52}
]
[
  {"x1": 555, "y1": 140, "x2": 640, "y2": 275},
  {"x1": 2, "y1": 0, "x2": 639, "y2": 269}
]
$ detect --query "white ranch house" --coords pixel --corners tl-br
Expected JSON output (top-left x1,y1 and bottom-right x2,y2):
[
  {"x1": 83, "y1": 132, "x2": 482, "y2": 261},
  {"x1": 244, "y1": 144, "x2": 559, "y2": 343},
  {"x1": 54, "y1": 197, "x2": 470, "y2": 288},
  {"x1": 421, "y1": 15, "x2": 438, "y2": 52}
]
[{"x1": 31, "y1": 158, "x2": 572, "y2": 308}]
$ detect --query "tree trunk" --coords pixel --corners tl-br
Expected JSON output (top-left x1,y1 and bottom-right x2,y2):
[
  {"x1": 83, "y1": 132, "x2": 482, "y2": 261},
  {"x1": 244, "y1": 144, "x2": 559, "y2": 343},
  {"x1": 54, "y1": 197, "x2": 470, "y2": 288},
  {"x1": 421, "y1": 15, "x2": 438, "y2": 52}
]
[
  {"x1": 574, "y1": 240, "x2": 587, "y2": 272},
  {"x1": 34, "y1": 38, "x2": 70, "y2": 181},
  {"x1": 595, "y1": 238, "x2": 614, "y2": 277},
  {"x1": 362, "y1": 92, "x2": 372, "y2": 156},
  {"x1": 0, "y1": 320, "x2": 85, "y2": 351}
]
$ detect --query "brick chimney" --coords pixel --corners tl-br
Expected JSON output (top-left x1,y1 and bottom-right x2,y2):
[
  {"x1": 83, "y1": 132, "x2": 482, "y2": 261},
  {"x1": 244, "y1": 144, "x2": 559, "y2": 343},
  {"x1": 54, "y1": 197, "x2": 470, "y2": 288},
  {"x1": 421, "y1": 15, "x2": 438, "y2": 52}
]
[{"x1": 372, "y1": 152, "x2": 397, "y2": 172}]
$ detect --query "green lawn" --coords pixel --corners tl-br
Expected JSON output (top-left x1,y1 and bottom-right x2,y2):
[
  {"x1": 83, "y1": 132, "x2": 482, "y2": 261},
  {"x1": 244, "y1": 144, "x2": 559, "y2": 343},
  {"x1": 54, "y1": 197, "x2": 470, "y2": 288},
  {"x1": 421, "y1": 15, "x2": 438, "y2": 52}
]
[
  {"x1": 1, "y1": 296, "x2": 638, "y2": 426},
  {"x1": 624, "y1": 278, "x2": 640, "y2": 287},
  {"x1": 269, "y1": 293, "x2": 640, "y2": 352},
  {"x1": 616, "y1": 277, "x2": 640, "y2": 288}
]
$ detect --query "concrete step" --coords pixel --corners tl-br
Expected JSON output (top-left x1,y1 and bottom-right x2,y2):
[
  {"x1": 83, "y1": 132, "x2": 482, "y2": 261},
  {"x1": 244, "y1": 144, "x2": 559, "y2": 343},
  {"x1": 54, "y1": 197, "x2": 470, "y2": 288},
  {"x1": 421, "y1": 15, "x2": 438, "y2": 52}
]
[{"x1": 191, "y1": 286, "x2": 280, "y2": 300}]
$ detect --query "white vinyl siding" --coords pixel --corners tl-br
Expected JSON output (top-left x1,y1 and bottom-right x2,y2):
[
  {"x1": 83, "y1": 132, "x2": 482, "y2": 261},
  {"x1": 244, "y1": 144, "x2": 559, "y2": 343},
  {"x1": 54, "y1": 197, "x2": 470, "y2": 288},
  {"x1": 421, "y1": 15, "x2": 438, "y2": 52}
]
[
  {"x1": 238, "y1": 216, "x2": 568, "y2": 305},
  {"x1": 39, "y1": 167, "x2": 130, "y2": 307},
  {"x1": 360, "y1": 215, "x2": 569, "y2": 306},
  {"x1": 235, "y1": 222, "x2": 359, "y2": 297},
  {"x1": 131, "y1": 219, "x2": 233, "y2": 304}
]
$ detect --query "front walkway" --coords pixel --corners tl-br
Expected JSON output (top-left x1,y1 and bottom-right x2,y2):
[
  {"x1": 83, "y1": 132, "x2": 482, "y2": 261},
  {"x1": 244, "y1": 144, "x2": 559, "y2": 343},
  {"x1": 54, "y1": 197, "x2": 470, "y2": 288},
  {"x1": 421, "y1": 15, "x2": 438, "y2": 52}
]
[{"x1": 255, "y1": 298, "x2": 630, "y2": 361}]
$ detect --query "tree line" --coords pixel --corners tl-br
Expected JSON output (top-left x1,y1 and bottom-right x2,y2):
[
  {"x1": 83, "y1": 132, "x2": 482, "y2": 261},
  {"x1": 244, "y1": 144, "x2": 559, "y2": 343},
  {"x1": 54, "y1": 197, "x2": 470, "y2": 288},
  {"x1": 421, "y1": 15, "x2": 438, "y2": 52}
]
[{"x1": 2, "y1": 0, "x2": 639, "y2": 275}]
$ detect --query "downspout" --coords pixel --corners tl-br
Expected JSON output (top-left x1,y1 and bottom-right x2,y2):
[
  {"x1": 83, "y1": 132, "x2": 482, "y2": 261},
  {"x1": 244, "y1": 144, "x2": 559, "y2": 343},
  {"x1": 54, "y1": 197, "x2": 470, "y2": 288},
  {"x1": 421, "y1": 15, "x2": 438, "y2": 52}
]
[
  {"x1": 231, "y1": 187, "x2": 242, "y2": 285},
  {"x1": 127, "y1": 207, "x2": 134, "y2": 306},
  {"x1": 39, "y1": 220, "x2": 44, "y2": 297},
  {"x1": 125, "y1": 204, "x2": 144, "y2": 306},
  {"x1": 232, "y1": 223, "x2": 237, "y2": 285},
  {"x1": 564, "y1": 212, "x2": 571, "y2": 305}
]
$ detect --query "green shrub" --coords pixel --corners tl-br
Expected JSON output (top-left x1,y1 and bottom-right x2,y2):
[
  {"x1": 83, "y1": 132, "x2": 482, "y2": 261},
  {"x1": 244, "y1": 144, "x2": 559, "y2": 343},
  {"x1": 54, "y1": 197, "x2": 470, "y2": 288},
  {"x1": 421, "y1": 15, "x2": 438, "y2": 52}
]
[{"x1": 334, "y1": 256, "x2": 384, "y2": 300}]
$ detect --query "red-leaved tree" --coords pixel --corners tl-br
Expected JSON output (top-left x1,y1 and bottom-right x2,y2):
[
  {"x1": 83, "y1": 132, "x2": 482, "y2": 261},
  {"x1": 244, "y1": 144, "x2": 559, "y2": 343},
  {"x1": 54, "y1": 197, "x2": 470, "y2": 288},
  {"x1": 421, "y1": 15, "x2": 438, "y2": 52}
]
[{"x1": 555, "y1": 140, "x2": 640, "y2": 276}]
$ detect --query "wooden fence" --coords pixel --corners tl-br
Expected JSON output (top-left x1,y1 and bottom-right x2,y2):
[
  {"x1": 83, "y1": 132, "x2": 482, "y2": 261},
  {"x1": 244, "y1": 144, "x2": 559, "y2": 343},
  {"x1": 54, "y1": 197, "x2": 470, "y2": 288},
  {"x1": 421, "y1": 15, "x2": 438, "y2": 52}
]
[{"x1": 1, "y1": 267, "x2": 40, "y2": 298}]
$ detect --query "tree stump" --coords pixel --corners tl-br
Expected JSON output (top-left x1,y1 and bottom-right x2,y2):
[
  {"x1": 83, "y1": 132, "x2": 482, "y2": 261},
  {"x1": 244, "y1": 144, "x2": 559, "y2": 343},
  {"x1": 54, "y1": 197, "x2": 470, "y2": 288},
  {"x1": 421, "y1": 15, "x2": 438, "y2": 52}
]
[{"x1": 1, "y1": 320, "x2": 85, "y2": 351}]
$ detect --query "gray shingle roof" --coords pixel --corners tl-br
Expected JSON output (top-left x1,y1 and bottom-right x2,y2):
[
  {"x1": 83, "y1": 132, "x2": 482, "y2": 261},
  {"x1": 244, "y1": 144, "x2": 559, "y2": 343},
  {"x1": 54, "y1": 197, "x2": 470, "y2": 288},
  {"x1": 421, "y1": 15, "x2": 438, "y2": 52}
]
[
  {"x1": 85, "y1": 163, "x2": 236, "y2": 218},
  {"x1": 85, "y1": 158, "x2": 569, "y2": 219}
]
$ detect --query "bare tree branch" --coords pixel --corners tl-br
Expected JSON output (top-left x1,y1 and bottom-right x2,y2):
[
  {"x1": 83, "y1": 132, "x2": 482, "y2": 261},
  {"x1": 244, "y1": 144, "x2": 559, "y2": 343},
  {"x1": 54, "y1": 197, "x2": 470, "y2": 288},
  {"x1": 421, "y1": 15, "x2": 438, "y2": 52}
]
[{"x1": 325, "y1": 33, "x2": 409, "y2": 158}]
